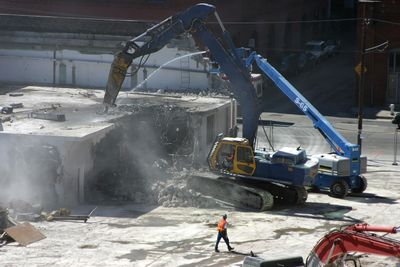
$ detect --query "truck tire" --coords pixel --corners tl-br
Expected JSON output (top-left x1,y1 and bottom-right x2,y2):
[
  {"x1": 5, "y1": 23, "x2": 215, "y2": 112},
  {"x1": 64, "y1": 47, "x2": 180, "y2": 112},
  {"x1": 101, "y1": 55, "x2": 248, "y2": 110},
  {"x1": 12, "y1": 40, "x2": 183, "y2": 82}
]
[
  {"x1": 351, "y1": 175, "x2": 367, "y2": 194},
  {"x1": 329, "y1": 180, "x2": 349, "y2": 198}
]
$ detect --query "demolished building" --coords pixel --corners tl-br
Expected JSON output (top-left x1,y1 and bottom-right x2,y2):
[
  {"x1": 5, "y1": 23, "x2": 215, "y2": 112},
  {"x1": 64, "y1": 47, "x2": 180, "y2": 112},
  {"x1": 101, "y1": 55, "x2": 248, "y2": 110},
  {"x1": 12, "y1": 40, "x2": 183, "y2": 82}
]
[
  {"x1": 0, "y1": 86, "x2": 237, "y2": 208},
  {"x1": 0, "y1": 12, "x2": 239, "y2": 209}
]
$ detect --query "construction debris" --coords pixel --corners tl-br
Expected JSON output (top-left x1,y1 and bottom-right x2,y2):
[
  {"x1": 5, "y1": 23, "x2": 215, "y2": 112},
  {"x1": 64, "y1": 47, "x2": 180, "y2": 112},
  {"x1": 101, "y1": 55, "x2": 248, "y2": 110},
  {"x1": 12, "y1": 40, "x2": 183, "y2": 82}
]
[
  {"x1": 8, "y1": 93, "x2": 23, "y2": 97},
  {"x1": 0, "y1": 206, "x2": 45, "y2": 247},
  {"x1": 1, "y1": 106, "x2": 13, "y2": 114},
  {"x1": 10, "y1": 103, "x2": 23, "y2": 108},
  {"x1": 28, "y1": 111, "x2": 66, "y2": 121},
  {"x1": 0, "y1": 207, "x2": 16, "y2": 230},
  {"x1": 15, "y1": 213, "x2": 41, "y2": 222},
  {"x1": 46, "y1": 207, "x2": 97, "y2": 223},
  {"x1": 3, "y1": 222, "x2": 46, "y2": 246},
  {"x1": 156, "y1": 179, "x2": 225, "y2": 209}
]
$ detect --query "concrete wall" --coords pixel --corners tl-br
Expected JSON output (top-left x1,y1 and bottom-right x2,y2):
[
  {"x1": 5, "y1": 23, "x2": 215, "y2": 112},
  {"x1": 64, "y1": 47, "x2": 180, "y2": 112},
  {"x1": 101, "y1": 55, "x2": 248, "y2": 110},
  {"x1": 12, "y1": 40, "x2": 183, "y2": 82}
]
[
  {"x1": 0, "y1": 99, "x2": 234, "y2": 206},
  {"x1": 193, "y1": 99, "x2": 236, "y2": 163},
  {"x1": 0, "y1": 45, "x2": 209, "y2": 91},
  {"x1": 0, "y1": 0, "x2": 330, "y2": 57},
  {"x1": 0, "y1": 127, "x2": 112, "y2": 207}
]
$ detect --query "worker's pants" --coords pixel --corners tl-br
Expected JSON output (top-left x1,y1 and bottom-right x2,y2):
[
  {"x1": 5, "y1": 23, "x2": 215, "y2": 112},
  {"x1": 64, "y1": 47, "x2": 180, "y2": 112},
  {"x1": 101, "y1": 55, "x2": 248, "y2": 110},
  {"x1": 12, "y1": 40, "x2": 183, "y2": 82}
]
[{"x1": 215, "y1": 231, "x2": 231, "y2": 250}]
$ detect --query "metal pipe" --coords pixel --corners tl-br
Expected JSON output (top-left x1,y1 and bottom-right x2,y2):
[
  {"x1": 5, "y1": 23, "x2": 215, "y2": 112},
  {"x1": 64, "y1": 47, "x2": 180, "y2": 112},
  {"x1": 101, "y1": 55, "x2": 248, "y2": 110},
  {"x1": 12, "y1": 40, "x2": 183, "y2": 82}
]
[
  {"x1": 214, "y1": 11, "x2": 226, "y2": 32},
  {"x1": 393, "y1": 128, "x2": 398, "y2": 166},
  {"x1": 357, "y1": 2, "x2": 368, "y2": 152}
]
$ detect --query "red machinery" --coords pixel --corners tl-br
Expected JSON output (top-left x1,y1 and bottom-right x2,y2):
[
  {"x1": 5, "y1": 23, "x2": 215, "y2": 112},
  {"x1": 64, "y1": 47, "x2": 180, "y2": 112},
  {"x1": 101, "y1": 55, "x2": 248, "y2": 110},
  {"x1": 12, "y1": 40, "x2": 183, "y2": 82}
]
[
  {"x1": 243, "y1": 223, "x2": 400, "y2": 267},
  {"x1": 306, "y1": 223, "x2": 400, "y2": 266}
]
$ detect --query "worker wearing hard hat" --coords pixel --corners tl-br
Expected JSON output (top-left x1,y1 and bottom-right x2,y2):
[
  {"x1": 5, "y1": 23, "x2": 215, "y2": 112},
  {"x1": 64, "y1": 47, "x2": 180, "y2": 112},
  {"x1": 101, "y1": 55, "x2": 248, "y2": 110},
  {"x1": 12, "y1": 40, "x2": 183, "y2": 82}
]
[{"x1": 215, "y1": 214, "x2": 234, "y2": 252}]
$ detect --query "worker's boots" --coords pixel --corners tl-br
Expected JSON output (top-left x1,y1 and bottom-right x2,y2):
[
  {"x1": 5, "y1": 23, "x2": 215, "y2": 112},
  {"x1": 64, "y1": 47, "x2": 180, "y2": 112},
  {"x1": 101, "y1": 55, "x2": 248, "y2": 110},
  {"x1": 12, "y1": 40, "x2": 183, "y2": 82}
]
[
  {"x1": 215, "y1": 248, "x2": 220, "y2": 253},
  {"x1": 228, "y1": 246, "x2": 234, "y2": 251}
]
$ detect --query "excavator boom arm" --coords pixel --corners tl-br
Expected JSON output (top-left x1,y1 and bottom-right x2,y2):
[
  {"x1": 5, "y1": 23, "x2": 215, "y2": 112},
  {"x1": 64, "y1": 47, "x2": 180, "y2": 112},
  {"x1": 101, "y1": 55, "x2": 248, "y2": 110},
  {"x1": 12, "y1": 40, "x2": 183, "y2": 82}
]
[
  {"x1": 103, "y1": 3, "x2": 261, "y2": 145},
  {"x1": 306, "y1": 224, "x2": 400, "y2": 266},
  {"x1": 103, "y1": 3, "x2": 215, "y2": 106}
]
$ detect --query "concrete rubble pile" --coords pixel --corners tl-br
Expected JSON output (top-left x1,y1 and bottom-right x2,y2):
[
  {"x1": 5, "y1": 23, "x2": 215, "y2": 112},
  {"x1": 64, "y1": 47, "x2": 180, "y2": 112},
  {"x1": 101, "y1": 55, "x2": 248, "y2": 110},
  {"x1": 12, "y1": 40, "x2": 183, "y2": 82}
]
[
  {"x1": 156, "y1": 170, "x2": 225, "y2": 209},
  {"x1": 7, "y1": 199, "x2": 43, "y2": 222},
  {"x1": 89, "y1": 103, "x2": 224, "y2": 209},
  {"x1": 0, "y1": 204, "x2": 46, "y2": 247}
]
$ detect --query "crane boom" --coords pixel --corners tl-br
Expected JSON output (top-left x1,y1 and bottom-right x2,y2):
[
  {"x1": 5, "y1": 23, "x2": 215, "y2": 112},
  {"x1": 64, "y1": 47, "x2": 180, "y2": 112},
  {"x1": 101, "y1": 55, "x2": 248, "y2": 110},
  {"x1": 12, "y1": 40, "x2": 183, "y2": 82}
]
[{"x1": 245, "y1": 52, "x2": 361, "y2": 176}]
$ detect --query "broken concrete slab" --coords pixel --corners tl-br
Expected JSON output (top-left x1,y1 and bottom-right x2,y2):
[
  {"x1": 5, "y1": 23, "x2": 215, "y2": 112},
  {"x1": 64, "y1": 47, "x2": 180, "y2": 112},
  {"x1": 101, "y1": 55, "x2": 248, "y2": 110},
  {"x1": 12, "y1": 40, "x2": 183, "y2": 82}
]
[
  {"x1": 8, "y1": 93, "x2": 23, "y2": 97},
  {"x1": 29, "y1": 111, "x2": 66, "y2": 121},
  {"x1": 10, "y1": 103, "x2": 23, "y2": 108}
]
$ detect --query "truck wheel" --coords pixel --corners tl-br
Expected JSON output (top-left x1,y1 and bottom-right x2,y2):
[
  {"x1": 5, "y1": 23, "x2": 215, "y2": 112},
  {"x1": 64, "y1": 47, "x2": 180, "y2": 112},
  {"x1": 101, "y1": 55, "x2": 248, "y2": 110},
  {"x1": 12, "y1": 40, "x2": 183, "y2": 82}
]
[
  {"x1": 351, "y1": 175, "x2": 367, "y2": 193},
  {"x1": 329, "y1": 180, "x2": 349, "y2": 198}
]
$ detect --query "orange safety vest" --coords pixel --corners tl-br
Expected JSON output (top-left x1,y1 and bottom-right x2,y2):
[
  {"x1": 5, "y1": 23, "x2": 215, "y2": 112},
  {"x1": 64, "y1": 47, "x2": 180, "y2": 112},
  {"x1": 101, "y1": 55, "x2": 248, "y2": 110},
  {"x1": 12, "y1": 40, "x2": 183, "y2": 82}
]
[{"x1": 217, "y1": 218, "x2": 227, "y2": 232}]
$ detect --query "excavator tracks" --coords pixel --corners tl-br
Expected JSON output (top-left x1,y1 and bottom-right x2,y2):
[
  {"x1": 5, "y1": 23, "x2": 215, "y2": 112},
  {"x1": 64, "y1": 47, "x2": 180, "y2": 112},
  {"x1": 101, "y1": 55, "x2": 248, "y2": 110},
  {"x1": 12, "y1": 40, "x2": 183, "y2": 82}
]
[
  {"x1": 232, "y1": 177, "x2": 308, "y2": 206},
  {"x1": 188, "y1": 175, "x2": 274, "y2": 211},
  {"x1": 187, "y1": 173, "x2": 307, "y2": 211}
]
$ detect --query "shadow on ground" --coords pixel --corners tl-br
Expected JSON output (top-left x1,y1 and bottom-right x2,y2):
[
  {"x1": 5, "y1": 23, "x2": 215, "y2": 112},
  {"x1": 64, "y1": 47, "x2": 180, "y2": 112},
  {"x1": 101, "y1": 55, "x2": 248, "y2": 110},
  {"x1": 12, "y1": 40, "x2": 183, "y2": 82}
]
[
  {"x1": 268, "y1": 202, "x2": 360, "y2": 223},
  {"x1": 346, "y1": 192, "x2": 398, "y2": 204},
  {"x1": 73, "y1": 202, "x2": 158, "y2": 219},
  {"x1": 309, "y1": 190, "x2": 398, "y2": 205}
]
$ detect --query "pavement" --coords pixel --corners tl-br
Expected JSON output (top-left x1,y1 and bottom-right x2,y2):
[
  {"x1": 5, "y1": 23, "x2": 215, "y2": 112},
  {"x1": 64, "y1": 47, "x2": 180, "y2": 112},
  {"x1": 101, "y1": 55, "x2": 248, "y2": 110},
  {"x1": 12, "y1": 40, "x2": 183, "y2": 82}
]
[
  {"x1": 351, "y1": 107, "x2": 396, "y2": 120},
  {"x1": 1, "y1": 163, "x2": 399, "y2": 267},
  {"x1": 1, "y1": 109, "x2": 400, "y2": 266},
  {"x1": 1, "y1": 53, "x2": 400, "y2": 266}
]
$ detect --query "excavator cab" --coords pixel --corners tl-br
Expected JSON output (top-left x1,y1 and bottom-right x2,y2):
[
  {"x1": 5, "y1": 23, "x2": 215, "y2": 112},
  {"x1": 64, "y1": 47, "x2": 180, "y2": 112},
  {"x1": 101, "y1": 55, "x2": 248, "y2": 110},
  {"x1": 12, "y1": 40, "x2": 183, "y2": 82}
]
[{"x1": 208, "y1": 137, "x2": 256, "y2": 176}]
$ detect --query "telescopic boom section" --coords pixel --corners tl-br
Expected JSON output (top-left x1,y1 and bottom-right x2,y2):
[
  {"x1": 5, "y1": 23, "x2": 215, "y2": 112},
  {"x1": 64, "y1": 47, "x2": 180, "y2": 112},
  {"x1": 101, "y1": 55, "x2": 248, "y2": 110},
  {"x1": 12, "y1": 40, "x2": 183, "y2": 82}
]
[
  {"x1": 248, "y1": 53, "x2": 359, "y2": 158},
  {"x1": 246, "y1": 53, "x2": 361, "y2": 174}
]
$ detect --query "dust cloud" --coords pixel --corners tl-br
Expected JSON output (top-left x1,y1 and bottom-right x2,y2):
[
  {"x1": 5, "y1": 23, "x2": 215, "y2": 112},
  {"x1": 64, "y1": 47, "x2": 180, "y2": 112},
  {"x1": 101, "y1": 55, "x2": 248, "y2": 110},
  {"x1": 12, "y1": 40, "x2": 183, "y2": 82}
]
[
  {"x1": 88, "y1": 104, "x2": 225, "y2": 209},
  {"x1": 0, "y1": 103, "x2": 222, "y2": 211},
  {"x1": 89, "y1": 105, "x2": 194, "y2": 204},
  {"x1": 0, "y1": 138, "x2": 62, "y2": 209}
]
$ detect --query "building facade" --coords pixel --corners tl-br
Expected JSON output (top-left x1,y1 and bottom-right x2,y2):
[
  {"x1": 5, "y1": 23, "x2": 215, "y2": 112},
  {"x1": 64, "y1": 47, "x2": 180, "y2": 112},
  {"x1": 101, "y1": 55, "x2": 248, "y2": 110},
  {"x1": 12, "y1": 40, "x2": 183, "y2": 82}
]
[
  {"x1": 0, "y1": 0, "x2": 331, "y2": 57},
  {"x1": 357, "y1": 0, "x2": 400, "y2": 106}
]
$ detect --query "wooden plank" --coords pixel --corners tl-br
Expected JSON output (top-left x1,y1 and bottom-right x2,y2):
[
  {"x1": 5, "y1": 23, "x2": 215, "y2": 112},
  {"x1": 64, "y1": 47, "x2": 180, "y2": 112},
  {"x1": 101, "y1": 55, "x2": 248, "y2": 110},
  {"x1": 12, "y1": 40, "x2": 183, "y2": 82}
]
[{"x1": 4, "y1": 222, "x2": 46, "y2": 246}]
